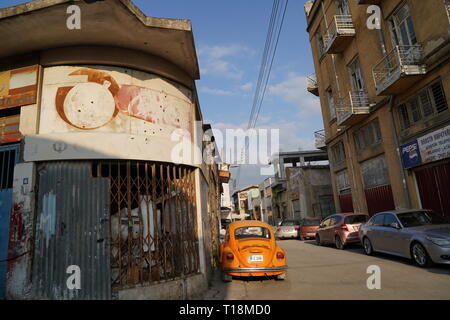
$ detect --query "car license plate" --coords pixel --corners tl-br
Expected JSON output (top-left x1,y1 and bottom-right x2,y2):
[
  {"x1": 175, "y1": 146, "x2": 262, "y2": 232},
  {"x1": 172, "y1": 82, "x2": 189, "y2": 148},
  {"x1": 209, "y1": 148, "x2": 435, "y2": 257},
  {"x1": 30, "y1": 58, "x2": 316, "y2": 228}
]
[{"x1": 249, "y1": 255, "x2": 263, "y2": 262}]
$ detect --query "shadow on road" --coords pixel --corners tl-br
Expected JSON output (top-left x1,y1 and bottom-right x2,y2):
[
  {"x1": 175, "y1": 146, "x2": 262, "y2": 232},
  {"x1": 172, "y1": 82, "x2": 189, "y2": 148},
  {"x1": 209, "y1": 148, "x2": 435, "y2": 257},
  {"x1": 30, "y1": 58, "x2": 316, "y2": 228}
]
[{"x1": 301, "y1": 240, "x2": 450, "y2": 276}]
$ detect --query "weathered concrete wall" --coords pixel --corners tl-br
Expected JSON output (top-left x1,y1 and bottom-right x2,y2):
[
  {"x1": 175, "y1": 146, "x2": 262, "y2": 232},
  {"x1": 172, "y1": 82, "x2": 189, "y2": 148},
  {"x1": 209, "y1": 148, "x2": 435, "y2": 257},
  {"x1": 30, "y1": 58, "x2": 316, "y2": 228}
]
[{"x1": 118, "y1": 274, "x2": 207, "y2": 300}]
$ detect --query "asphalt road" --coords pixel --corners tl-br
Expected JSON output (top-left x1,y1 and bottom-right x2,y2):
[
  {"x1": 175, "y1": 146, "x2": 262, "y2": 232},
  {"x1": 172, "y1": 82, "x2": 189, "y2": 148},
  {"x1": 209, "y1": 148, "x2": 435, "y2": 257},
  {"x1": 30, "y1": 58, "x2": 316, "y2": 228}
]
[{"x1": 204, "y1": 239, "x2": 450, "y2": 300}]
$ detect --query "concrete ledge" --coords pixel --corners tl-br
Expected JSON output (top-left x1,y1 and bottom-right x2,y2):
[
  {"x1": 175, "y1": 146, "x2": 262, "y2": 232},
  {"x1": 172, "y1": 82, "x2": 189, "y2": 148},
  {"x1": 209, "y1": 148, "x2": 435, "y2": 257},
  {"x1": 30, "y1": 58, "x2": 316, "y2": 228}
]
[{"x1": 117, "y1": 273, "x2": 207, "y2": 300}]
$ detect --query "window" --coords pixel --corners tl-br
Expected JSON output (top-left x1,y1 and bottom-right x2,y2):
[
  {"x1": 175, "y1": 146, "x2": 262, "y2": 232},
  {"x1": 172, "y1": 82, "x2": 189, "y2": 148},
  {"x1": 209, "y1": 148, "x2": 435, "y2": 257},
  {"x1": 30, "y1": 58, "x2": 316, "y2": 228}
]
[
  {"x1": 336, "y1": 0, "x2": 350, "y2": 15},
  {"x1": 321, "y1": 218, "x2": 331, "y2": 227},
  {"x1": 397, "y1": 210, "x2": 450, "y2": 228},
  {"x1": 383, "y1": 214, "x2": 400, "y2": 227},
  {"x1": 331, "y1": 141, "x2": 346, "y2": 166},
  {"x1": 348, "y1": 58, "x2": 366, "y2": 93},
  {"x1": 389, "y1": 3, "x2": 417, "y2": 46},
  {"x1": 354, "y1": 119, "x2": 382, "y2": 153},
  {"x1": 361, "y1": 155, "x2": 390, "y2": 189},
  {"x1": 329, "y1": 215, "x2": 341, "y2": 226},
  {"x1": 316, "y1": 32, "x2": 325, "y2": 56},
  {"x1": 345, "y1": 215, "x2": 368, "y2": 224},
  {"x1": 369, "y1": 214, "x2": 385, "y2": 226},
  {"x1": 337, "y1": 170, "x2": 351, "y2": 195},
  {"x1": 235, "y1": 226, "x2": 271, "y2": 240},
  {"x1": 398, "y1": 80, "x2": 448, "y2": 130},
  {"x1": 327, "y1": 88, "x2": 336, "y2": 120}
]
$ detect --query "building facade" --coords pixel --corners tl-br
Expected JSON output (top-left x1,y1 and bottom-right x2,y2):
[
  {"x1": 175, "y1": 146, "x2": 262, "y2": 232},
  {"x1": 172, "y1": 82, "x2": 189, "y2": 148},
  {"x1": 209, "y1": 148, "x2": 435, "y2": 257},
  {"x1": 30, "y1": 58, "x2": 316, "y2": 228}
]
[
  {"x1": 270, "y1": 150, "x2": 333, "y2": 224},
  {"x1": 0, "y1": 0, "x2": 220, "y2": 300},
  {"x1": 305, "y1": 0, "x2": 450, "y2": 217}
]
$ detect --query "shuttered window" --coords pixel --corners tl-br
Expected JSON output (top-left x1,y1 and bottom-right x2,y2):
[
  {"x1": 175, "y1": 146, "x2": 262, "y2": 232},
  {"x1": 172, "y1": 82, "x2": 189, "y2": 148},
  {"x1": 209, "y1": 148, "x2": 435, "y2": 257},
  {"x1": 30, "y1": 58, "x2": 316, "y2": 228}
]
[{"x1": 397, "y1": 79, "x2": 448, "y2": 130}]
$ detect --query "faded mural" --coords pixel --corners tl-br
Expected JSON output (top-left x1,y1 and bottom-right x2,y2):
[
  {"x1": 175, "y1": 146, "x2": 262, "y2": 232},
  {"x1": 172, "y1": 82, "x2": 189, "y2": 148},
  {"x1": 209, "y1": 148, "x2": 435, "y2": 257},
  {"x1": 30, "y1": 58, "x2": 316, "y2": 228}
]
[{"x1": 40, "y1": 66, "x2": 193, "y2": 138}]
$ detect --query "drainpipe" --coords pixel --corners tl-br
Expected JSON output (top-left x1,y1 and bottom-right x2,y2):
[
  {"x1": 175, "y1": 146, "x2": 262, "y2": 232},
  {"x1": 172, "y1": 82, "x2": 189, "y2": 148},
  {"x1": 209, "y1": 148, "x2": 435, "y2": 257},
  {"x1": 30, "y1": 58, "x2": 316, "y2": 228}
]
[{"x1": 387, "y1": 95, "x2": 412, "y2": 209}]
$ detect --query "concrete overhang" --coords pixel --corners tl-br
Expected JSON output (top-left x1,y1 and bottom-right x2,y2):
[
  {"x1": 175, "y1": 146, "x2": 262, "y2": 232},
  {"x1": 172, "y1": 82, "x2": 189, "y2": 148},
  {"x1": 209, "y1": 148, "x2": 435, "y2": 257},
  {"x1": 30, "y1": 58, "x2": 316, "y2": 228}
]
[{"x1": 0, "y1": 0, "x2": 200, "y2": 79}]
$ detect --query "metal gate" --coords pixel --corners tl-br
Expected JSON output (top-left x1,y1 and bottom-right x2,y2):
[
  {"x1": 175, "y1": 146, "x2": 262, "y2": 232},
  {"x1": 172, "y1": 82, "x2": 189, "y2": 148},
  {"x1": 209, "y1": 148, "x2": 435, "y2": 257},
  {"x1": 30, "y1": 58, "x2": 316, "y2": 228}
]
[
  {"x1": 339, "y1": 193, "x2": 354, "y2": 213},
  {"x1": 364, "y1": 184, "x2": 395, "y2": 216},
  {"x1": 415, "y1": 161, "x2": 450, "y2": 218},
  {"x1": 0, "y1": 143, "x2": 19, "y2": 300},
  {"x1": 33, "y1": 162, "x2": 111, "y2": 300}
]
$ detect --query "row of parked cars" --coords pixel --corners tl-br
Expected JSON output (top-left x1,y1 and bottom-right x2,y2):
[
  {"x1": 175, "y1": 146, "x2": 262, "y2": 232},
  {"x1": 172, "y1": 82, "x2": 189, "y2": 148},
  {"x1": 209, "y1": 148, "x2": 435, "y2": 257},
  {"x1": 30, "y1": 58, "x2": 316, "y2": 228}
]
[{"x1": 275, "y1": 209, "x2": 450, "y2": 268}]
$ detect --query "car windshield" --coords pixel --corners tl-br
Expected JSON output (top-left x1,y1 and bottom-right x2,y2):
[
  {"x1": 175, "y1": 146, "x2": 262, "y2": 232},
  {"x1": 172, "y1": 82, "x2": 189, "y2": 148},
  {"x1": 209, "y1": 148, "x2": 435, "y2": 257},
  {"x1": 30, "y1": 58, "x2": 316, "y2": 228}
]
[
  {"x1": 302, "y1": 219, "x2": 320, "y2": 226},
  {"x1": 235, "y1": 226, "x2": 271, "y2": 240},
  {"x1": 344, "y1": 215, "x2": 368, "y2": 224},
  {"x1": 281, "y1": 220, "x2": 299, "y2": 226},
  {"x1": 397, "y1": 211, "x2": 450, "y2": 228}
]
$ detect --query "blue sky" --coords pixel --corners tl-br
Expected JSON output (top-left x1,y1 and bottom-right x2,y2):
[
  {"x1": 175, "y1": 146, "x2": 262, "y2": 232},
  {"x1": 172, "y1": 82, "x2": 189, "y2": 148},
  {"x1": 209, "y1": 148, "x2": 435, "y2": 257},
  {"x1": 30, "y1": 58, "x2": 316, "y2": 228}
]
[{"x1": 2, "y1": 0, "x2": 323, "y2": 190}]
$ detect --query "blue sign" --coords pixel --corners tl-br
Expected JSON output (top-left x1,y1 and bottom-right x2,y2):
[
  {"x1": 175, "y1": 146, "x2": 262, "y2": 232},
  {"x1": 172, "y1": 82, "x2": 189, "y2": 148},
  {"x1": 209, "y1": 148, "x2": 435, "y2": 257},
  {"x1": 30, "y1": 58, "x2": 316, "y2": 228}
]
[{"x1": 400, "y1": 139, "x2": 422, "y2": 169}]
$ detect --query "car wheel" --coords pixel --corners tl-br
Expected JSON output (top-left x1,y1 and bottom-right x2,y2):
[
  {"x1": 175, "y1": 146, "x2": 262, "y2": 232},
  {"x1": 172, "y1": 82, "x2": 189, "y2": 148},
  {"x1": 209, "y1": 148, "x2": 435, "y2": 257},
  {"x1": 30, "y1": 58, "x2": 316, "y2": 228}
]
[
  {"x1": 363, "y1": 237, "x2": 373, "y2": 256},
  {"x1": 335, "y1": 236, "x2": 345, "y2": 250},
  {"x1": 221, "y1": 271, "x2": 233, "y2": 282},
  {"x1": 276, "y1": 272, "x2": 286, "y2": 280},
  {"x1": 411, "y1": 242, "x2": 433, "y2": 268},
  {"x1": 315, "y1": 234, "x2": 322, "y2": 246}
]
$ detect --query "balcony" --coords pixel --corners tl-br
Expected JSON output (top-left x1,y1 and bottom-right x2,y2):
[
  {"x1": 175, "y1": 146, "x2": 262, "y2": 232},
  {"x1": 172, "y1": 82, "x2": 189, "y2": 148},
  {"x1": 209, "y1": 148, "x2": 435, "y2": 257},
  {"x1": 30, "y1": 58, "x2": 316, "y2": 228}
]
[
  {"x1": 357, "y1": 0, "x2": 381, "y2": 4},
  {"x1": 307, "y1": 73, "x2": 319, "y2": 96},
  {"x1": 314, "y1": 129, "x2": 326, "y2": 150},
  {"x1": 336, "y1": 91, "x2": 372, "y2": 126},
  {"x1": 323, "y1": 15, "x2": 355, "y2": 54},
  {"x1": 372, "y1": 45, "x2": 427, "y2": 96}
]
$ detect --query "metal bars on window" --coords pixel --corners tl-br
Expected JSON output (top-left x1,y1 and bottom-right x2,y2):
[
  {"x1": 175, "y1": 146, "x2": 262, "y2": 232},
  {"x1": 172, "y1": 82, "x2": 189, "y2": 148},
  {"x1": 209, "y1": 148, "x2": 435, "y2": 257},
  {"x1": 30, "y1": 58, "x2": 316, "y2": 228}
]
[{"x1": 92, "y1": 161, "x2": 199, "y2": 290}]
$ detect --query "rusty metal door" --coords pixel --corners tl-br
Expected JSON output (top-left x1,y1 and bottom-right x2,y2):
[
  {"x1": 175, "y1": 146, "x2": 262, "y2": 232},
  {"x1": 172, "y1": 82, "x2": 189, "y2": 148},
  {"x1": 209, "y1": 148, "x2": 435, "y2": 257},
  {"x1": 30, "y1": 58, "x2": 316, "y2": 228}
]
[
  {"x1": 32, "y1": 162, "x2": 111, "y2": 300},
  {"x1": 339, "y1": 193, "x2": 354, "y2": 213},
  {"x1": 364, "y1": 184, "x2": 395, "y2": 216},
  {"x1": 415, "y1": 161, "x2": 450, "y2": 218},
  {"x1": 0, "y1": 143, "x2": 19, "y2": 300}
]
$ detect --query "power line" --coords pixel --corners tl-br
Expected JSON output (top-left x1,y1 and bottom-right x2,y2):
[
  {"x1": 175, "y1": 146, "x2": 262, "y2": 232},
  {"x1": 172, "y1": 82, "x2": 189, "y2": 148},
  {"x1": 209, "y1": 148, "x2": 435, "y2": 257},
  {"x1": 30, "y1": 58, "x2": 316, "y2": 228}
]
[{"x1": 234, "y1": 0, "x2": 289, "y2": 190}]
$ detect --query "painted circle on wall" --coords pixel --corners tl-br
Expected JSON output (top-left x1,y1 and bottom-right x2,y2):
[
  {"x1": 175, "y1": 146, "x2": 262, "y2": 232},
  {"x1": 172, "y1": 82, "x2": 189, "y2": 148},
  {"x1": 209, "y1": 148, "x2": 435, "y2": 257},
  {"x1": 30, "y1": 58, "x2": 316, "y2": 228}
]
[{"x1": 63, "y1": 82, "x2": 116, "y2": 129}]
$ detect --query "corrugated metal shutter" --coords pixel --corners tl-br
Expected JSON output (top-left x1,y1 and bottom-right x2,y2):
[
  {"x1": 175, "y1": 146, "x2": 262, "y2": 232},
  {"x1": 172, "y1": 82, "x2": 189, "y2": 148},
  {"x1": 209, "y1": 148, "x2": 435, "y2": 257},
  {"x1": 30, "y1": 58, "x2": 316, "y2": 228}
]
[
  {"x1": 415, "y1": 161, "x2": 450, "y2": 218},
  {"x1": 32, "y1": 162, "x2": 111, "y2": 300},
  {"x1": 339, "y1": 193, "x2": 354, "y2": 213},
  {"x1": 364, "y1": 184, "x2": 395, "y2": 216}
]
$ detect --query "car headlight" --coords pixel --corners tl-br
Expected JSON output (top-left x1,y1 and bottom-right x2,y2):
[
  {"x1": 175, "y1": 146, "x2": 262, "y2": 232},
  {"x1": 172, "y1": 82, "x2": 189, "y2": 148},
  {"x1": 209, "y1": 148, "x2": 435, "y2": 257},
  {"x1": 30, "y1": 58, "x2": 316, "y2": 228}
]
[{"x1": 426, "y1": 236, "x2": 450, "y2": 247}]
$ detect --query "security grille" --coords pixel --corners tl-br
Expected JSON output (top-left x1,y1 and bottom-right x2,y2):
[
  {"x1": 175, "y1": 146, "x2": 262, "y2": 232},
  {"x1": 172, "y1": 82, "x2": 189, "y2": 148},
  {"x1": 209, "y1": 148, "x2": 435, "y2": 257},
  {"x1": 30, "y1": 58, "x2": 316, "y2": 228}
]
[{"x1": 92, "y1": 161, "x2": 199, "y2": 289}]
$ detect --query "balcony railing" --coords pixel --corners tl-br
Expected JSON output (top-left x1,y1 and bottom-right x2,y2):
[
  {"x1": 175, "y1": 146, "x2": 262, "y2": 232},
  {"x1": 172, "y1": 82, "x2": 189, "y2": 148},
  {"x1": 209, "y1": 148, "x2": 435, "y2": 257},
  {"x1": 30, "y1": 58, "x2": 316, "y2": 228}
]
[
  {"x1": 323, "y1": 15, "x2": 355, "y2": 54},
  {"x1": 336, "y1": 91, "x2": 371, "y2": 126},
  {"x1": 314, "y1": 129, "x2": 326, "y2": 150},
  {"x1": 372, "y1": 45, "x2": 427, "y2": 95},
  {"x1": 307, "y1": 73, "x2": 319, "y2": 96}
]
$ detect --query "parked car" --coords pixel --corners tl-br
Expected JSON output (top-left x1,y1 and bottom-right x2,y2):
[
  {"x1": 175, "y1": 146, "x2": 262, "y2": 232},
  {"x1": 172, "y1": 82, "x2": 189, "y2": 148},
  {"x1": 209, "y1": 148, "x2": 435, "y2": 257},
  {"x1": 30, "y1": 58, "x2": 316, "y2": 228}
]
[
  {"x1": 275, "y1": 219, "x2": 301, "y2": 239},
  {"x1": 219, "y1": 220, "x2": 288, "y2": 281},
  {"x1": 298, "y1": 217, "x2": 321, "y2": 240},
  {"x1": 359, "y1": 209, "x2": 450, "y2": 267},
  {"x1": 315, "y1": 213, "x2": 369, "y2": 249}
]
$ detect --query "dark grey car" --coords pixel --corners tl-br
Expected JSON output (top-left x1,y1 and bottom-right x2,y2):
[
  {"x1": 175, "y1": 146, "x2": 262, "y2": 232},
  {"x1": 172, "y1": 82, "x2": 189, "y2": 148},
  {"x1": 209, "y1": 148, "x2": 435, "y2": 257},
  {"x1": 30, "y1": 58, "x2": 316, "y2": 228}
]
[{"x1": 359, "y1": 209, "x2": 450, "y2": 267}]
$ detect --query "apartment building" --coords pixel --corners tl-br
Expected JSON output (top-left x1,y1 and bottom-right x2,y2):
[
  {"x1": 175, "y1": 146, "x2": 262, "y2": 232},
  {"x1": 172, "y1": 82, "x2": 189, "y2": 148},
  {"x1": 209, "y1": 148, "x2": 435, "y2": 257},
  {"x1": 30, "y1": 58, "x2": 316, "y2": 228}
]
[{"x1": 305, "y1": 0, "x2": 450, "y2": 217}]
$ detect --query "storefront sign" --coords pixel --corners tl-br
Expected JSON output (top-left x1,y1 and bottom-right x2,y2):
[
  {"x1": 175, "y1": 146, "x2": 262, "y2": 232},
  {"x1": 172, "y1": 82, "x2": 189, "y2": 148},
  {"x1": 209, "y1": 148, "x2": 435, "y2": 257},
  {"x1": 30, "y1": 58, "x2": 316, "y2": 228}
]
[
  {"x1": 400, "y1": 139, "x2": 422, "y2": 169},
  {"x1": 400, "y1": 124, "x2": 450, "y2": 169},
  {"x1": 418, "y1": 124, "x2": 450, "y2": 164},
  {"x1": 0, "y1": 65, "x2": 38, "y2": 109}
]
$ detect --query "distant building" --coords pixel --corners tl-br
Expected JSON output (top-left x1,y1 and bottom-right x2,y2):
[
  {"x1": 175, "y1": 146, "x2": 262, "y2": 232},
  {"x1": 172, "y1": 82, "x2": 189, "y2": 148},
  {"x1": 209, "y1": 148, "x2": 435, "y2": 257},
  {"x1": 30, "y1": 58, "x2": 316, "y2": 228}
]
[
  {"x1": 231, "y1": 185, "x2": 259, "y2": 220},
  {"x1": 270, "y1": 150, "x2": 334, "y2": 224}
]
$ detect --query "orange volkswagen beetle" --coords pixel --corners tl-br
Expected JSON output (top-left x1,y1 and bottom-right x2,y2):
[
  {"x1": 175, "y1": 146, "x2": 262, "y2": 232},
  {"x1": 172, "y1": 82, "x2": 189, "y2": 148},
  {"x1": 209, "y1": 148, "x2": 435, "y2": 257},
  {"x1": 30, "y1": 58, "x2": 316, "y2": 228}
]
[{"x1": 219, "y1": 220, "x2": 288, "y2": 281}]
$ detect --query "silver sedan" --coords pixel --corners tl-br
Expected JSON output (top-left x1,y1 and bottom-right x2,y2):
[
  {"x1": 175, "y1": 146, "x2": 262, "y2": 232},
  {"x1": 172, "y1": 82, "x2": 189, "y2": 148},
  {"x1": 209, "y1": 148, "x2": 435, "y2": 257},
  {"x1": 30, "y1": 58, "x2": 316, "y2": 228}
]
[
  {"x1": 275, "y1": 220, "x2": 300, "y2": 239},
  {"x1": 359, "y1": 209, "x2": 450, "y2": 267}
]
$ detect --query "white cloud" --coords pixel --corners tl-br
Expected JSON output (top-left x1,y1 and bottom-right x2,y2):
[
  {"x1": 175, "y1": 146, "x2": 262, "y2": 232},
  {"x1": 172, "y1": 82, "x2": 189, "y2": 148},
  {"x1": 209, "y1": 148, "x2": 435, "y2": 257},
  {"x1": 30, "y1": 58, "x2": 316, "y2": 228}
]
[
  {"x1": 199, "y1": 87, "x2": 234, "y2": 96},
  {"x1": 268, "y1": 72, "x2": 321, "y2": 117},
  {"x1": 239, "y1": 82, "x2": 253, "y2": 91},
  {"x1": 198, "y1": 44, "x2": 252, "y2": 80}
]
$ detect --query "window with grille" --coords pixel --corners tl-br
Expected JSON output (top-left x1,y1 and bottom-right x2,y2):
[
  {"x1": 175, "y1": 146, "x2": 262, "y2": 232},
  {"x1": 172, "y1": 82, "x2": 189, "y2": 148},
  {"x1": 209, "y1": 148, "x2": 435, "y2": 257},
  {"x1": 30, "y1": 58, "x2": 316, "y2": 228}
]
[
  {"x1": 361, "y1": 155, "x2": 390, "y2": 189},
  {"x1": 337, "y1": 170, "x2": 351, "y2": 195},
  {"x1": 354, "y1": 119, "x2": 382, "y2": 153},
  {"x1": 327, "y1": 88, "x2": 336, "y2": 120},
  {"x1": 92, "y1": 161, "x2": 199, "y2": 289},
  {"x1": 398, "y1": 80, "x2": 448, "y2": 130}
]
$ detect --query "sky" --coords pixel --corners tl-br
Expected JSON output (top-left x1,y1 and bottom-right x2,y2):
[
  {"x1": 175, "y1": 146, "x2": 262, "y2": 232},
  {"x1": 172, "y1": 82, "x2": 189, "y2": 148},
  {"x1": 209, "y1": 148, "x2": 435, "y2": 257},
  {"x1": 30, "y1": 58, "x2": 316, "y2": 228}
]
[{"x1": 1, "y1": 0, "x2": 323, "y2": 191}]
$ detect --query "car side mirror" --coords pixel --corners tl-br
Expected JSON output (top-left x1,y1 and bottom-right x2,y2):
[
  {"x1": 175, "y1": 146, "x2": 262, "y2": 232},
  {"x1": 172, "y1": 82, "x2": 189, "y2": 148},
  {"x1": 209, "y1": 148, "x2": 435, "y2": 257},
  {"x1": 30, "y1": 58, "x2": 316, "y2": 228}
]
[{"x1": 390, "y1": 222, "x2": 400, "y2": 229}]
